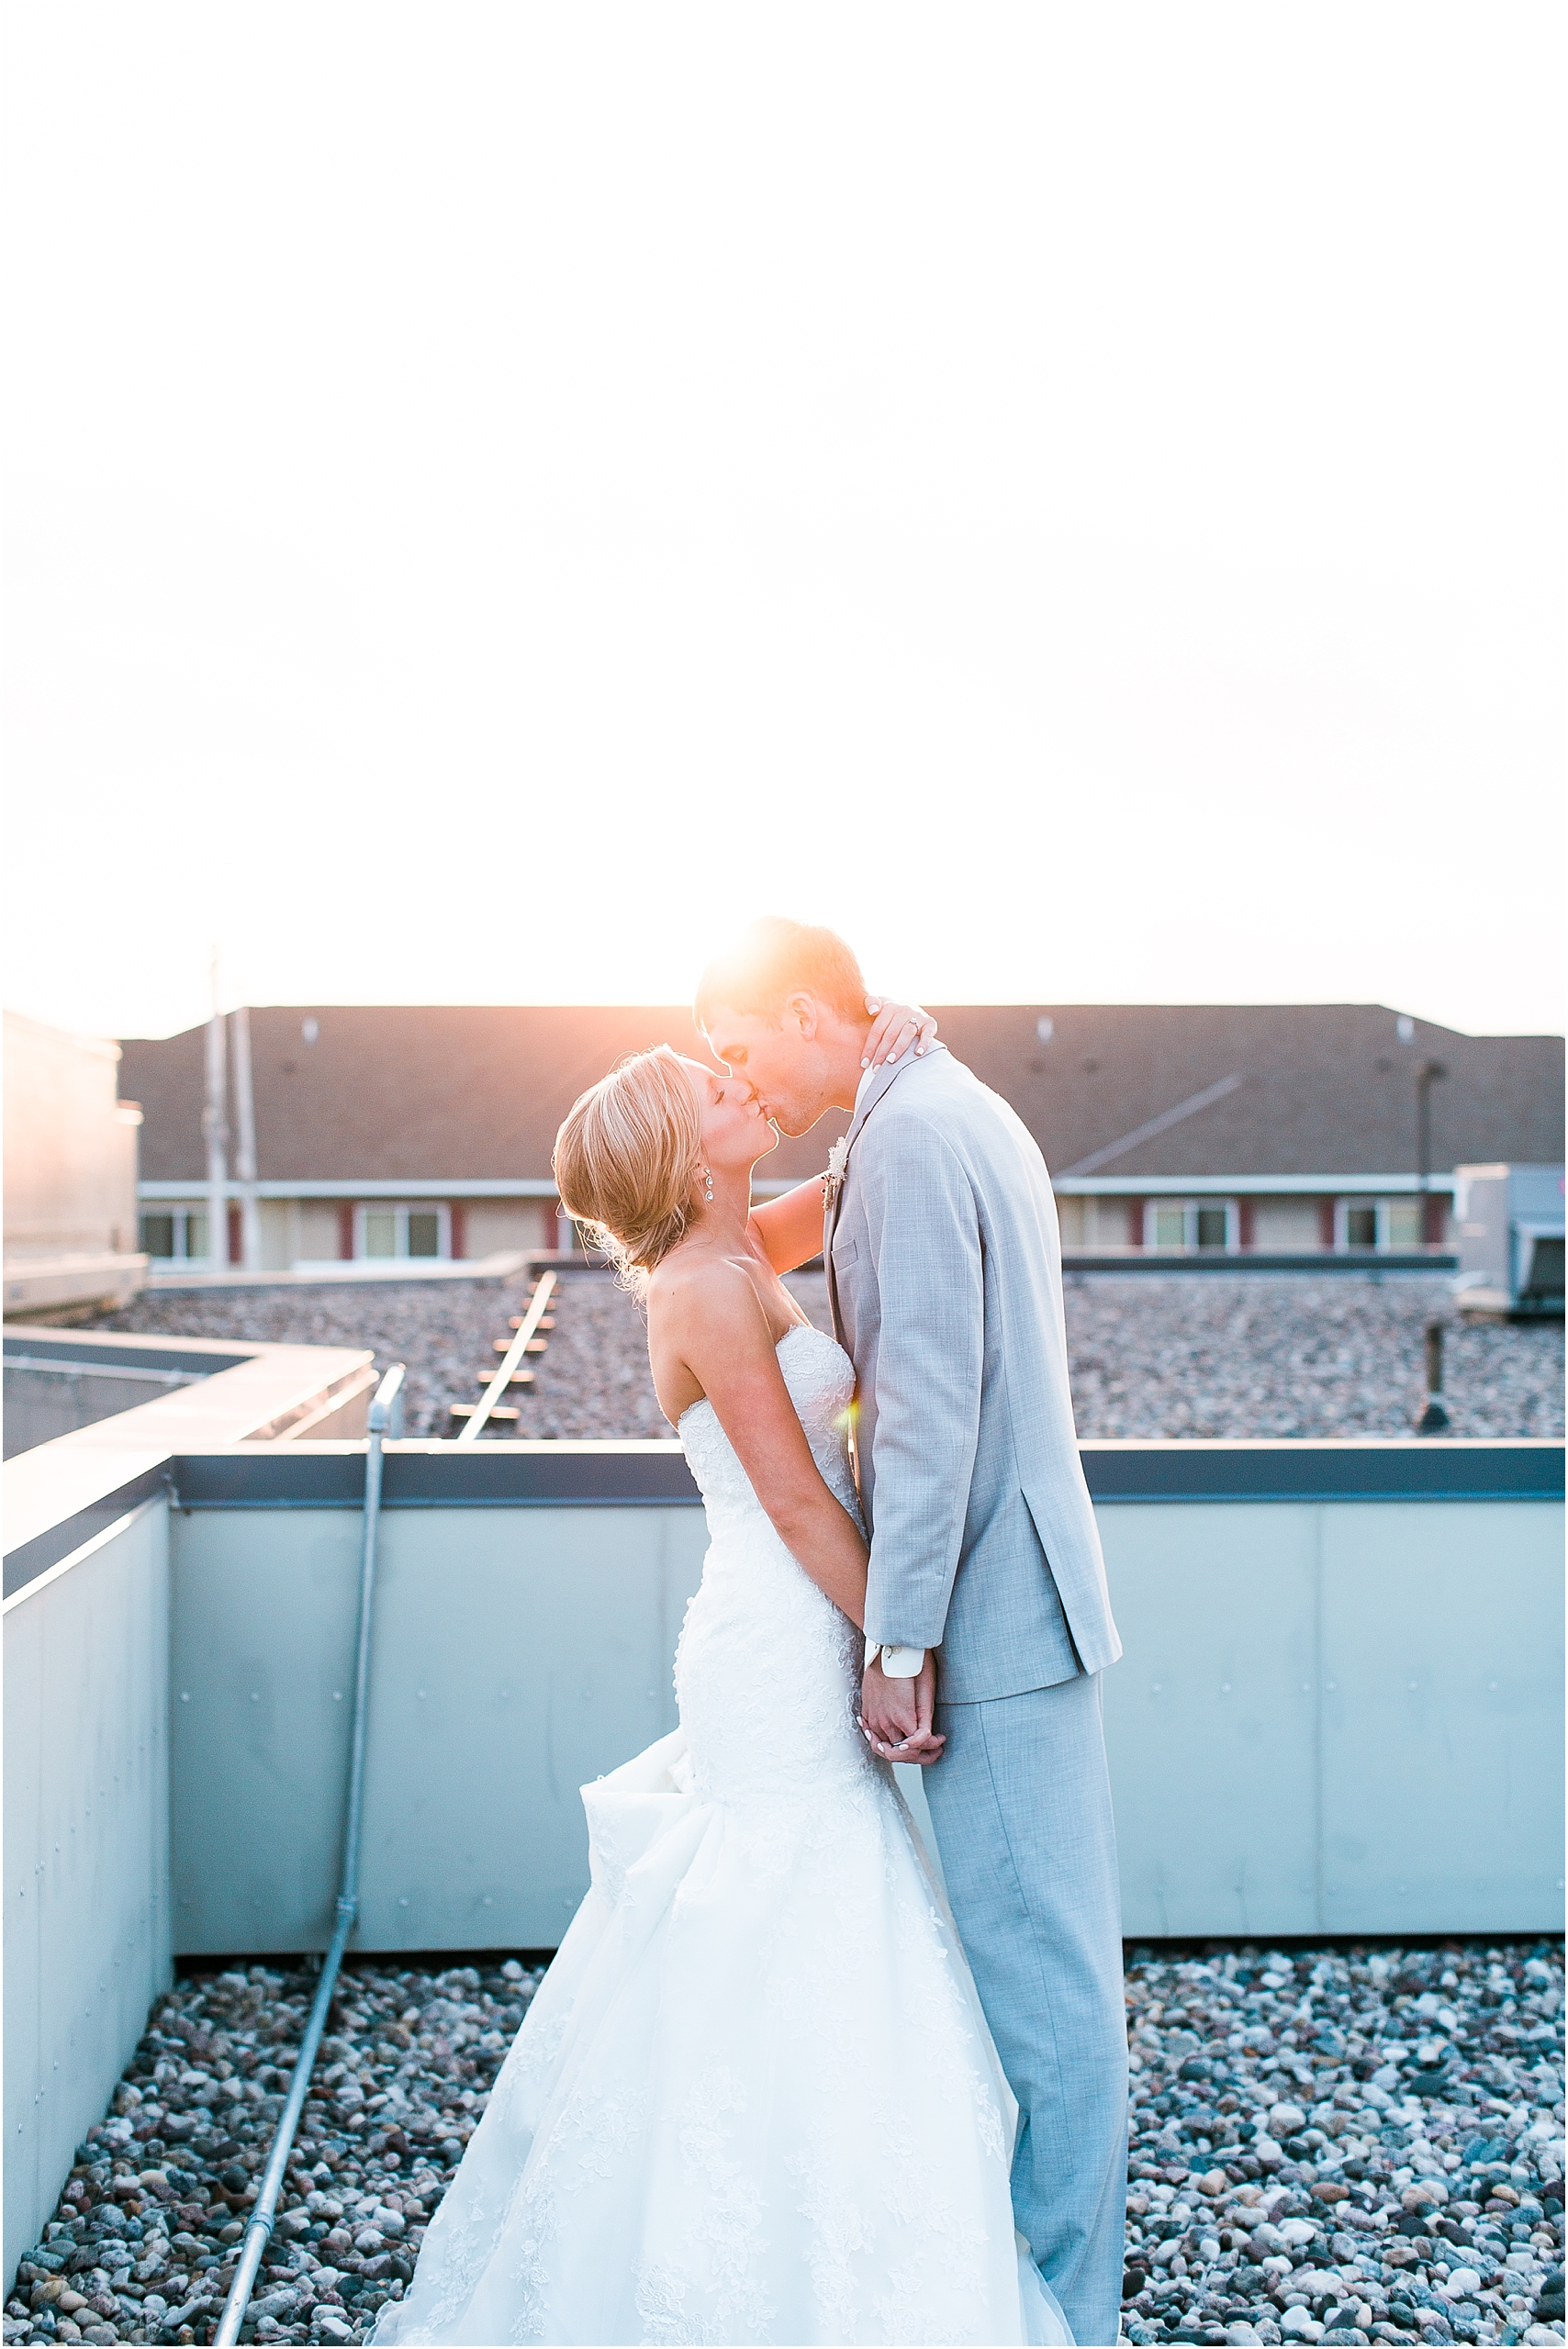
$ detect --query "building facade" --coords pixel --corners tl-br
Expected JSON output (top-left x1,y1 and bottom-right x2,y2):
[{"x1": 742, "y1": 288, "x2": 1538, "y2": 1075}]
[
  {"x1": 118, "y1": 1001, "x2": 1564, "y2": 1270},
  {"x1": 4, "y1": 1010, "x2": 148, "y2": 1314}
]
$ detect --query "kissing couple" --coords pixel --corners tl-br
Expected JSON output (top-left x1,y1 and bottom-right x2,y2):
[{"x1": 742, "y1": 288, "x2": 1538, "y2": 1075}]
[{"x1": 378, "y1": 918, "x2": 1127, "y2": 2348}]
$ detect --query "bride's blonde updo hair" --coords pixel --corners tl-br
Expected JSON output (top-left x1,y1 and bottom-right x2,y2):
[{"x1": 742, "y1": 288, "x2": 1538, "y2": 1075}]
[{"x1": 553, "y1": 1046, "x2": 704, "y2": 1291}]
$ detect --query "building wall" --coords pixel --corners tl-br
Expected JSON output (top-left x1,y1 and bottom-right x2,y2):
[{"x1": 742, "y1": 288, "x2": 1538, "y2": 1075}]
[
  {"x1": 1058, "y1": 1191, "x2": 1454, "y2": 1254},
  {"x1": 1057, "y1": 1197, "x2": 1139, "y2": 1247},
  {"x1": 221, "y1": 1196, "x2": 554, "y2": 1268},
  {"x1": 144, "y1": 1179, "x2": 1457, "y2": 1268},
  {"x1": 3, "y1": 1012, "x2": 140, "y2": 1261}
]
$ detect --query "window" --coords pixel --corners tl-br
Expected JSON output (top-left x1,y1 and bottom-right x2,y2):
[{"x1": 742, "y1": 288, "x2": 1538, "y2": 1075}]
[
  {"x1": 353, "y1": 1202, "x2": 450, "y2": 1260},
  {"x1": 1336, "y1": 1198, "x2": 1427, "y2": 1251},
  {"x1": 1343, "y1": 1202, "x2": 1378, "y2": 1249},
  {"x1": 140, "y1": 1206, "x2": 210, "y2": 1260},
  {"x1": 1145, "y1": 1200, "x2": 1238, "y2": 1252}
]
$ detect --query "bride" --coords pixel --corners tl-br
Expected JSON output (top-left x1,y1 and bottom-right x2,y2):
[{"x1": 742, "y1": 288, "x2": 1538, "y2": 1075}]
[{"x1": 375, "y1": 1012, "x2": 1072, "y2": 2348}]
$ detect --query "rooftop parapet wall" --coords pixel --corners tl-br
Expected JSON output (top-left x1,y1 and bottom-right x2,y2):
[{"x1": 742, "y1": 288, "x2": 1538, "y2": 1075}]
[
  {"x1": 2, "y1": 1330, "x2": 377, "y2": 1593},
  {"x1": 1, "y1": 1336, "x2": 380, "y2": 2274},
  {"x1": 4, "y1": 1433, "x2": 1562, "y2": 2279},
  {"x1": 3, "y1": 1491, "x2": 170, "y2": 2287}
]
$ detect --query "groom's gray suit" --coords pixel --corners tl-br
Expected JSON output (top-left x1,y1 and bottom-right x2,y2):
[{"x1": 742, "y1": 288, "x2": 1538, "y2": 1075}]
[{"x1": 824, "y1": 1041, "x2": 1127, "y2": 2348}]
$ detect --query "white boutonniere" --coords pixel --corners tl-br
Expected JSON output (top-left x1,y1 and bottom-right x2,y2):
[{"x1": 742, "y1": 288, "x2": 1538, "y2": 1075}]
[{"x1": 823, "y1": 1136, "x2": 849, "y2": 1210}]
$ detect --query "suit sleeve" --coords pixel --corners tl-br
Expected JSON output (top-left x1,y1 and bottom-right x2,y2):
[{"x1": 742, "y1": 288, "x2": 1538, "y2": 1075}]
[{"x1": 855, "y1": 1113, "x2": 983, "y2": 1652}]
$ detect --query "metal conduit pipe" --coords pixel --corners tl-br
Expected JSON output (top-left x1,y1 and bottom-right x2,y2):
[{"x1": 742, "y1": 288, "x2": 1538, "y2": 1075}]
[{"x1": 214, "y1": 1360, "x2": 406, "y2": 2347}]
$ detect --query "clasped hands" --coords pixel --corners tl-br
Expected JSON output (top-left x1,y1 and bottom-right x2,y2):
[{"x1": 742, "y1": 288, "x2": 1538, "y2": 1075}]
[{"x1": 858, "y1": 1650, "x2": 945, "y2": 1765}]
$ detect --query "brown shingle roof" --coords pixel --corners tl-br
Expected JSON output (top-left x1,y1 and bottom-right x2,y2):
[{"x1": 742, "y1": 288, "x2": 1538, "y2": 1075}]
[{"x1": 120, "y1": 1003, "x2": 1563, "y2": 1188}]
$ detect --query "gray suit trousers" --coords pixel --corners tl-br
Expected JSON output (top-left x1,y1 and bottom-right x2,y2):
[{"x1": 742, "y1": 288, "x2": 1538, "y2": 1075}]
[{"x1": 924, "y1": 1672, "x2": 1128, "y2": 2348}]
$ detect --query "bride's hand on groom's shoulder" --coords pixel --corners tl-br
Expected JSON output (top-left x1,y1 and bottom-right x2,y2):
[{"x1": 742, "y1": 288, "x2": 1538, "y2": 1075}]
[
  {"x1": 862, "y1": 996, "x2": 937, "y2": 1070},
  {"x1": 859, "y1": 1651, "x2": 945, "y2": 1765}
]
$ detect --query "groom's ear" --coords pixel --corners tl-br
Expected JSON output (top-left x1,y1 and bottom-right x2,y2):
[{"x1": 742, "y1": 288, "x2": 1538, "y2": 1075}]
[{"x1": 782, "y1": 990, "x2": 820, "y2": 1041}]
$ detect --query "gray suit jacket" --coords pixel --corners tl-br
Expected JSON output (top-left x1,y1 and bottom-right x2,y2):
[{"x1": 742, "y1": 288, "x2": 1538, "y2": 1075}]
[{"x1": 823, "y1": 1043, "x2": 1121, "y2": 1703}]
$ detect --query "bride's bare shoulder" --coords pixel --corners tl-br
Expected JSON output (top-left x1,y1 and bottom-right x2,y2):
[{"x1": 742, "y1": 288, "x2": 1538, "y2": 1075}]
[{"x1": 646, "y1": 1247, "x2": 770, "y2": 1346}]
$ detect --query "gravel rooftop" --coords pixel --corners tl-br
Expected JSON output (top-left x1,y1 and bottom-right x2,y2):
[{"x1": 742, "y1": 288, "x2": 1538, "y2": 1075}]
[
  {"x1": 88, "y1": 1269, "x2": 1563, "y2": 1442},
  {"x1": 6, "y1": 1941, "x2": 1562, "y2": 2347}
]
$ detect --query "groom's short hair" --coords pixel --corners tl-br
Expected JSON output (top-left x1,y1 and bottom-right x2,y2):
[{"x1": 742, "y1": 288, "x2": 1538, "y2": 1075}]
[{"x1": 695, "y1": 917, "x2": 867, "y2": 1030}]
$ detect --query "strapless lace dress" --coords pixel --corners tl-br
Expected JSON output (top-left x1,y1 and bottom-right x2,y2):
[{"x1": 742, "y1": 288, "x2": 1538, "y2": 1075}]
[{"x1": 375, "y1": 1325, "x2": 1070, "y2": 2346}]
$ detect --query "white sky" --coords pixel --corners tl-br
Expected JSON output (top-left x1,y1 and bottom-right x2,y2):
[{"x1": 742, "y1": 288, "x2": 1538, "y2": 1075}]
[{"x1": 5, "y1": 4, "x2": 1562, "y2": 1043}]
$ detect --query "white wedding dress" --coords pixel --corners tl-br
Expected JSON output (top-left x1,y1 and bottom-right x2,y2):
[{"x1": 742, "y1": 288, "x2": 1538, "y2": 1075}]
[{"x1": 375, "y1": 1325, "x2": 1070, "y2": 2347}]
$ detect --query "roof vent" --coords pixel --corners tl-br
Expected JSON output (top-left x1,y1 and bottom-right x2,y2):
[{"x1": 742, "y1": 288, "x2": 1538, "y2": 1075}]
[
  {"x1": 302, "y1": 1017, "x2": 319, "y2": 1045},
  {"x1": 1396, "y1": 1014, "x2": 1415, "y2": 1043},
  {"x1": 1036, "y1": 1016, "x2": 1055, "y2": 1044}
]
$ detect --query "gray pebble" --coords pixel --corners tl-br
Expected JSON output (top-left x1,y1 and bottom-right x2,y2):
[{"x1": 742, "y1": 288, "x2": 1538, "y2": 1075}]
[{"x1": 1120, "y1": 1940, "x2": 1562, "y2": 2346}]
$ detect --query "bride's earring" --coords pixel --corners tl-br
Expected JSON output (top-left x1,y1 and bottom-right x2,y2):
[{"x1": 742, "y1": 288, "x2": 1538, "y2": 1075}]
[{"x1": 700, "y1": 1167, "x2": 714, "y2": 1202}]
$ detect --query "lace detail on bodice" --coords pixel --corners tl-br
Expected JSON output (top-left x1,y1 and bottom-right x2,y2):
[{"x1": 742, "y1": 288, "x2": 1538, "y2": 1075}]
[{"x1": 678, "y1": 1323, "x2": 863, "y2": 1538}]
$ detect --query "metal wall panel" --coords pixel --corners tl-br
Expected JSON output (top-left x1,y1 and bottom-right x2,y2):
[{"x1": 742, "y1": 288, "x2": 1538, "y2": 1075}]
[
  {"x1": 1317, "y1": 1501, "x2": 1563, "y2": 1936},
  {"x1": 169, "y1": 1493, "x2": 1564, "y2": 1960},
  {"x1": 3, "y1": 1502, "x2": 172, "y2": 2279},
  {"x1": 1097, "y1": 1503, "x2": 1323, "y2": 1939},
  {"x1": 170, "y1": 1506, "x2": 710, "y2": 1952},
  {"x1": 1100, "y1": 1499, "x2": 1564, "y2": 1940}
]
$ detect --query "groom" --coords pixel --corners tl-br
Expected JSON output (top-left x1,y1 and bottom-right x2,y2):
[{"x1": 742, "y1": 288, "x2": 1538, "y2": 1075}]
[{"x1": 697, "y1": 916, "x2": 1128, "y2": 2348}]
